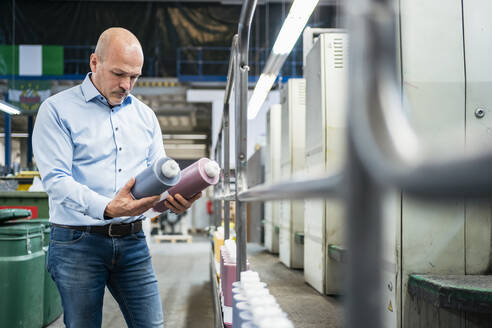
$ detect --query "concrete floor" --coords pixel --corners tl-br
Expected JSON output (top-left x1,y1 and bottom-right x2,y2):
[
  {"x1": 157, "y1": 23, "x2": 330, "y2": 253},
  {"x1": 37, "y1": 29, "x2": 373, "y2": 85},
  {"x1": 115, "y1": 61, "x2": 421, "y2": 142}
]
[
  {"x1": 48, "y1": 236, "x2": 343, "y2": 328},
  {"x1": 247, "y1": 243, "x2": 344, "y2": 328}
]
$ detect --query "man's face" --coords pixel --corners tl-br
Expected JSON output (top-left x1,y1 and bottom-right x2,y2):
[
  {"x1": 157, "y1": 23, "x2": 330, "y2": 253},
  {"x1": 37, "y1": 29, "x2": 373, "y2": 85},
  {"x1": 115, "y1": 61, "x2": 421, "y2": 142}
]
[{"x1": 90, "y1": 44, "x2": 143, "y2": 106}]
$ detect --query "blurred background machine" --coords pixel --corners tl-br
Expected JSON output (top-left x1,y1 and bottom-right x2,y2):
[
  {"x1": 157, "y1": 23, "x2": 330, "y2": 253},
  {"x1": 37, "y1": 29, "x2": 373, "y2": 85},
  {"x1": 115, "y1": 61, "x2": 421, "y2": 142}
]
[{"x1": 152, "y1": 211, "x2": 192, "y2": 243}]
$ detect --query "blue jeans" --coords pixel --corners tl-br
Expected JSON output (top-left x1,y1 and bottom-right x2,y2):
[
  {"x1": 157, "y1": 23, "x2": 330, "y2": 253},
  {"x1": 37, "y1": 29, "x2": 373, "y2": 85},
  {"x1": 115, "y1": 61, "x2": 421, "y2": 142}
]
[{"x1": 47, "y1": 226, "x2": 164, "y2": 328}]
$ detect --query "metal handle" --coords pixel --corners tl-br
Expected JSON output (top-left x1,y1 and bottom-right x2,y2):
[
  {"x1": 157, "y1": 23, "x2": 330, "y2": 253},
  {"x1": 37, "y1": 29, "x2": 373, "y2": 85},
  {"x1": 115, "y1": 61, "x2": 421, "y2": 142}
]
[{"x1": 26, "y1": 237, "x2": 32, "y2": 255}]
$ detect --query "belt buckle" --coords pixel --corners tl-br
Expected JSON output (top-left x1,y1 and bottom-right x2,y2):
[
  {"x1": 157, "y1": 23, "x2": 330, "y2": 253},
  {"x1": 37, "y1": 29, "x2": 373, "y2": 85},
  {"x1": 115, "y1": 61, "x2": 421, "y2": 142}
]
[{"x1": 108, "y1": 223, "x2": 122, "y2": 237}]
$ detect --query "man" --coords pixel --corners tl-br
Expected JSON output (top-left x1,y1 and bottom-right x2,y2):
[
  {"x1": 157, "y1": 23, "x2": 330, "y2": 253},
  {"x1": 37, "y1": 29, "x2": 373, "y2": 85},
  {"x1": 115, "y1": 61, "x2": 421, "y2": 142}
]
[{"x1": 33, "y1": 27, "x2": 201, "y2": 327}]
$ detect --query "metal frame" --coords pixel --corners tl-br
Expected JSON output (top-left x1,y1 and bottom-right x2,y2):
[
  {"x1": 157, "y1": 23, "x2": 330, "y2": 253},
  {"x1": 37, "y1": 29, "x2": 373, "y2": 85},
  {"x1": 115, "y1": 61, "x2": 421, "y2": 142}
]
[
  {"x1": 212, "y1": 0, "x2": 492, "y2": 326},
  {"x1": 234, "y1": 0, "x2": 258, "y2": 280},
  {"x1": 176, "y1": 45, "x2": 303, "y2": 83},
  {"x1": 4, "y1": 113, "x2": 11, "y2": 174},
  {"x1": 210, "y1": 248, "x2": 225, "y2": 328}
]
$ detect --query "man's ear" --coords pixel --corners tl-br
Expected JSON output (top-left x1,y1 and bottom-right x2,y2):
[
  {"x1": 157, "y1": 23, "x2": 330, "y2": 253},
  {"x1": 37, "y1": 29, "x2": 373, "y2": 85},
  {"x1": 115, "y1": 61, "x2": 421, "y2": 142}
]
[{"x1": 89, "y1": 53, "x2": 98, "y2": 73}]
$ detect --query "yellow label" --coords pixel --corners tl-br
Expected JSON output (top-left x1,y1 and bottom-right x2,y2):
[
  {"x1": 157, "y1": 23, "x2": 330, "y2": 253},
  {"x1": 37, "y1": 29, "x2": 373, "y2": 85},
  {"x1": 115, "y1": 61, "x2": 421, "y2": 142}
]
[
  {"x1": 388, "y1": 300, "x2": 393, "y2": 312},
  {"x1": 17, "y1": 184, "x2": 31, "y2": 191}
]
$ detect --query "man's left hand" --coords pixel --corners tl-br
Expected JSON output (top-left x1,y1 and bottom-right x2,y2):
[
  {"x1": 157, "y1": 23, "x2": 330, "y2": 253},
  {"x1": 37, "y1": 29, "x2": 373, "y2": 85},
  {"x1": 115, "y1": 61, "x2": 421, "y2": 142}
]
[{"x1": 164, "y1": 192, "x2": 202, "y2": 214}]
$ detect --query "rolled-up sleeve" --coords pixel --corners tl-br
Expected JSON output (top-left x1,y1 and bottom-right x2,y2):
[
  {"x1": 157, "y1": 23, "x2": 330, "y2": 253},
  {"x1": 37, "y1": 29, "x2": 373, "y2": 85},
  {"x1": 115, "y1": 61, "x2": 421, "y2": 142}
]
[{"x1": 33, "y1": 100, "x2": 112, "y2": 220}]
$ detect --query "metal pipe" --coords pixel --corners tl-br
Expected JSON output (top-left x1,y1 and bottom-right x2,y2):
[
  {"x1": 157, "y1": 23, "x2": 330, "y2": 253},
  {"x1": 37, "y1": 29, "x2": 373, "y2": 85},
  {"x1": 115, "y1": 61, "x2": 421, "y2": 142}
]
[
  {"x1": 223, "y1": 102, "x2": 231, "y2": 240},
  {"x1": 27, "y1": 116, "x2": 33, "y2": 169},
  {"x1": 345, "y1": 136, "x2": 383, "y2": 328},
  {"x1": 235, "y1": 61, "x2": 249, "y2": 280},
  {"x1": 4, "y1": 113, "x2": 11, "y2": 175},
  {"x1": 224, "y1": 35, "x2": 238, "y2": 105},
  {"x1": 222, "y1": 35, "x2": 236, "y2": 241},
  {"x1": 344, "y1": 1, "x2": 385, "y2": 327},
  {"x1": 215, "y1": 193, "x2": 236, "y2": 202},
  {"x1": 217, "y1": 135, "x2": 223, "y2": 230},
  {"x1": 237, "y1": 172, "x2": 344, "y2": 202},
  {"x1": 235, "y1": 0, "x2": 258, "y2": 281},
  {"x1": 237, "y1": 0, "x2": 258, "y2": 68},
  {"x1": 213, "y1": 147, "x2": 220, "y2": 228}
]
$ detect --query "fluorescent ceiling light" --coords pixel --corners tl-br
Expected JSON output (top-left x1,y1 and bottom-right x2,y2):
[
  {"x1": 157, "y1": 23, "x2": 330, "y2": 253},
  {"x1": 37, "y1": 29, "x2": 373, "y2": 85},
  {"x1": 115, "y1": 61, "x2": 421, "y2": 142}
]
[
  {"x1": 0, "y1": 100, "x2": 21, "y2": 115},
  {"x1": 247, "y1": 74, "x2": 277, "y2": 120},
  {"x1": 272, "y1": 0, "x2": 320, "y2": 55},
  {"x1": 247, "y1": 0, "x2": 319, "y2": 120},
  {"x1": 0, "y1": 133, "x2": 29, "y2": 138}
]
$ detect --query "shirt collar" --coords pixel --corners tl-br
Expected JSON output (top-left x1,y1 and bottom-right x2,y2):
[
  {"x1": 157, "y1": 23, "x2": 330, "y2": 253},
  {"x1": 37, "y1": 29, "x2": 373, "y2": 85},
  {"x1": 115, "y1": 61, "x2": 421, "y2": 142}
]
[
  {"x1": 81, "y1": 73, "x2": 133, "y2": 107},
  {"x1": 81, "y1": 73, "x2": 100, "y2": 102}
]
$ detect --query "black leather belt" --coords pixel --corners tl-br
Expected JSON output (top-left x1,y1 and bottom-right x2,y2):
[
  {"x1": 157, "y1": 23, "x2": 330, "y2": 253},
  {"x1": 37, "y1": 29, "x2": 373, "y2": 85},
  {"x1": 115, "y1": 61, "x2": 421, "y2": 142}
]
[{"x1": 52, "y1": 220, "x2": 142, "y2": 238}]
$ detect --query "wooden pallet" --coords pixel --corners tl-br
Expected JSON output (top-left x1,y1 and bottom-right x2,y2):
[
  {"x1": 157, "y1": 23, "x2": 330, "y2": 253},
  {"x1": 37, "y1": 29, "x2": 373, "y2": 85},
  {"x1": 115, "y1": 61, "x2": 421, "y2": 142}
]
[
  {"x1": 154, "y1": 234, "x2": 192, "y2": 244},
  {"x1": 188, "y1": 227, "x2": 207, "y2": 235}
]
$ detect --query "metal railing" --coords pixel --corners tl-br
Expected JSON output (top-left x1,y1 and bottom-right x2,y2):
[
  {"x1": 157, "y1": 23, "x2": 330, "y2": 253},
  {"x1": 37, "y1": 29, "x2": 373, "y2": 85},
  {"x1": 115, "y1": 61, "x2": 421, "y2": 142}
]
[
  {"x1": 0, "y1": 43, "x2": 300, "y2": 81},
  {"x1": 62, "y1": 45, "x2": 159, "y2": 78},
  {"x1": 63, "y1": 45, "x2": 94, "y2": 77},
  {"x1": 177, "y1": 45, "x2": 302, "y2": 82},
  {"x1": 212, "y1": 0, "x2": 492, "y2": 327}
]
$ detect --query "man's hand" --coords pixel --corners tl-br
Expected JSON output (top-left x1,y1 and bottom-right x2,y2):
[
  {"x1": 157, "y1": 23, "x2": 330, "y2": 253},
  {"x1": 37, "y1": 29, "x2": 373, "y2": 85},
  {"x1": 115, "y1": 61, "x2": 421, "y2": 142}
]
[
  {"x1": 164, "y1": 192, "x2": 202, "y2": 215},
  {"x1": 104, "y1": 178, "x2": 160, "y2": 218}
]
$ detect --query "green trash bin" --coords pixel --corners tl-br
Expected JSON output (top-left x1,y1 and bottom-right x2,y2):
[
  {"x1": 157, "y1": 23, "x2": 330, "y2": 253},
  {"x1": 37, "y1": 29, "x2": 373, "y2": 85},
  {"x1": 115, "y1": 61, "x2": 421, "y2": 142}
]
[
  {"x1": 0, "y1": 191, "x2": 49, "y2": 218},
  {"x1": 0, "y1": 223, "x2": 44, "y2": 328},
  {"x1": 13, "y1": 219, "x2": 63, "y2": 326}
]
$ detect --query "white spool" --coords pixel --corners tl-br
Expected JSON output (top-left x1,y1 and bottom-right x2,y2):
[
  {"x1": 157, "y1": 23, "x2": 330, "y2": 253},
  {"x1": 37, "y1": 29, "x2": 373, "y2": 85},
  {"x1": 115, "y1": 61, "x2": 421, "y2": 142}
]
[
  {"x1": 248, "y1": 295, "x2": 277, "y2": 308},
  {"x1": 252, "y1": 305, "x2": 285, "y2": 322},
  {"x1": 241, "y1": 271, "x2": 259, "y2": 280},
  {"x1": 243, "y1": 286, "x2": 269, "y2": 299},
  {"x1": 205, "y1": 160, "x2": 220, "y2": 178},
  {"x1": 161, "y1": 160, "x2": 180, "y2": 178},
  {"x1": 241, "y1": 277, "x2": 260, "y2": 289},
  {"x1": 257, "y1": 317, "x2": 294, "y2": 328}
]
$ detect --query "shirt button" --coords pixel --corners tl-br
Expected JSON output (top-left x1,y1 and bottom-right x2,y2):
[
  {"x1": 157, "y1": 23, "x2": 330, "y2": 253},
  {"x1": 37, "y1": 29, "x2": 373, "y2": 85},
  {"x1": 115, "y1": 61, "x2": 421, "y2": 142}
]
[
  {"x1": 111, "y1": 109, "x2": 114, "y2": 112},
  {"x1": 119, "y1": 147, "x2": 122, "y2": 151},
  {"x1": 115, "y1": 127, "x2": 119, "y2": 131},
  {"x1": 118, "y1": 168, "x2": 122, "y2": 172}
]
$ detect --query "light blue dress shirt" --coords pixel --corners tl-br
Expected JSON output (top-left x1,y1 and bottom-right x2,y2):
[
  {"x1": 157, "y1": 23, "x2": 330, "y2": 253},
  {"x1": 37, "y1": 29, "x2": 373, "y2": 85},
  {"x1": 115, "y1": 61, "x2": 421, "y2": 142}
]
[{"x1": 33, "y1": 74, "x2": 166, "y2": 226}]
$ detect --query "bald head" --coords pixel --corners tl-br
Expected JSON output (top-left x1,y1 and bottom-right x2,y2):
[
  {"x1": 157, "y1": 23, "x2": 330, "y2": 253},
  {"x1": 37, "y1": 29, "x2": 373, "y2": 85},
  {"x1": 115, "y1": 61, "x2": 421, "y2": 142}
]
[
  {"x1": 94, "y1": 27, "x2": 143, "y2": 62},
  {"x1": 90, "y1": 27, "x2": 144, "y2": 106}
]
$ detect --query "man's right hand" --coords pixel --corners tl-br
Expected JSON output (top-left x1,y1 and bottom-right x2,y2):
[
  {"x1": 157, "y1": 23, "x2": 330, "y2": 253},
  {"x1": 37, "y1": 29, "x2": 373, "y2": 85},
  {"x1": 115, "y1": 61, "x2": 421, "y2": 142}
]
[{"x1": 104, "y1": 177, "x2": 160, "y2": 218}]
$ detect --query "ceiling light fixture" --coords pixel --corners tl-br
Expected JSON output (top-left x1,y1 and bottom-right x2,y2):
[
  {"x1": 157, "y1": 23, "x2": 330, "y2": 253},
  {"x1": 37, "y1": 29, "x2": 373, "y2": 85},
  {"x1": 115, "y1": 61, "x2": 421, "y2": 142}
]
[
  {"x1": 0, "y1": 100, "x2": 21, "y2": 115},
  {"x1": 247, "y1": 0, "x2": 319, "y2": 120}
]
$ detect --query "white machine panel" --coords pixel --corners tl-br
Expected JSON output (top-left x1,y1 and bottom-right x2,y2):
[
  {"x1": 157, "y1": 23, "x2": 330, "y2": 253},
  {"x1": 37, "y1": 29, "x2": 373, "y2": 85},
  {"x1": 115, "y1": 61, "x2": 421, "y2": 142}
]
[
  {"x1": 304, "y1": 32, "x2": 347, "y2": 294},
  {"x1": 381, "y1": 192, "x2": 400, "y2": 328},
  {"x1": 279, "y1": 79, "x2": 306, "y2": 269},
  {"x1": 264, "y1": 105, "x2": 282, "y2": 254},
  {"x1": 397, "y1": 1, "x2": 491, "y2": 326},
  {"x1": 400, "y1": 1, "x2": 466, "y2": 326},
  {"x1": 323, "y1": 32, "x2": 348, "y2": 296},
  {"x1": 462, "y1": 0, "x2": 492, "y2": 275},
  {"x1": 305, "y1": 36, "x2": 326, "y2": 294}
]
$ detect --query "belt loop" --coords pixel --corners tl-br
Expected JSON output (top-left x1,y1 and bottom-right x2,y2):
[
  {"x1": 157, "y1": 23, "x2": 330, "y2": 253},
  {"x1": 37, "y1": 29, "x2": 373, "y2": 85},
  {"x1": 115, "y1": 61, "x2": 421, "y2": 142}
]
[
  {"x1": 86, "y1": 226, "x2": 91, "y2": 233},
  {"x1": 131, "y1": 222, "x2": 135, "y2": 234}
]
